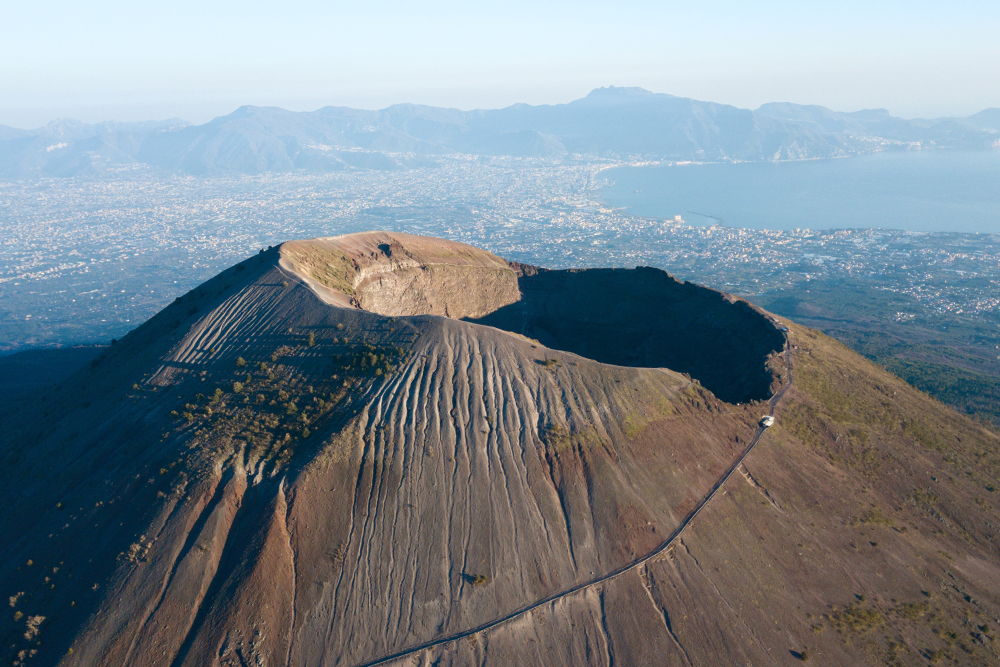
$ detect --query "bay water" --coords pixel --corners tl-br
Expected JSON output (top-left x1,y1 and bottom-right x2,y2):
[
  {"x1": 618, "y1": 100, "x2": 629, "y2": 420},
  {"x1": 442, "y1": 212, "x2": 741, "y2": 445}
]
[{"x1": 600, "y1": 150, "x2": 1000, "y2": 233}]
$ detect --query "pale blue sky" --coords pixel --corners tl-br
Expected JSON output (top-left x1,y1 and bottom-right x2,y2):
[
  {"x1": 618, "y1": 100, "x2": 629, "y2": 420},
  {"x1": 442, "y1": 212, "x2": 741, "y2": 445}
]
[{"x1": 2, "y1": 0, "x2": 998, "y2": 127}]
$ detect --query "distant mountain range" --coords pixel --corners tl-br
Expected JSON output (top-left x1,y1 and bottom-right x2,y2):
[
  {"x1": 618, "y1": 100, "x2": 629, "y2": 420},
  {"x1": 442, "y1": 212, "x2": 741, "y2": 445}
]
[{"x1": 2, "y1": 87, "x2": 998, "y2": 177}]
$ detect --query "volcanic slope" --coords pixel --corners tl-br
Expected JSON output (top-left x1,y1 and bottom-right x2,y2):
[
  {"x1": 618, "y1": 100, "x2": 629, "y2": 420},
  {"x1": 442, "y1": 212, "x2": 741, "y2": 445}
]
[{"x1": 1, "y1": 232, "x2": 998, "y2": 667}]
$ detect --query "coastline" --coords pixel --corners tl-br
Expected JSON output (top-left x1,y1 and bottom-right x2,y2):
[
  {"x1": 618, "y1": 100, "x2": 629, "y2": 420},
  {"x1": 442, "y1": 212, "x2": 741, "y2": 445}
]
[{"x1": 594, "y1": 149, "x2": 1000, "y2": 234}]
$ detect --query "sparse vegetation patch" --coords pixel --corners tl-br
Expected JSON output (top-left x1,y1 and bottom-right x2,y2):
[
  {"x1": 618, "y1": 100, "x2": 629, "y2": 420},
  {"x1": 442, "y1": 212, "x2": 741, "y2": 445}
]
[{"x1": 166, "y1": 335, "x2": 411, "y2": 473}]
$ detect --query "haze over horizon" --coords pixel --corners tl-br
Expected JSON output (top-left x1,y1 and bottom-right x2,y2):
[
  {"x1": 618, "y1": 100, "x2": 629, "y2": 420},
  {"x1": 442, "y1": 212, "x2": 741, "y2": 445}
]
[{"x1": 3, "y1": 0, "x2": 999, "y2": 128}]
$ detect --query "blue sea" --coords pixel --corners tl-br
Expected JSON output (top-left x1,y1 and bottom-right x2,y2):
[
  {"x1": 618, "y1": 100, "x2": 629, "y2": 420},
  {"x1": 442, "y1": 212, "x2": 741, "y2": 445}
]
[{"x1": 600, "y1": 150, "x2": 1000, "y2": 234}]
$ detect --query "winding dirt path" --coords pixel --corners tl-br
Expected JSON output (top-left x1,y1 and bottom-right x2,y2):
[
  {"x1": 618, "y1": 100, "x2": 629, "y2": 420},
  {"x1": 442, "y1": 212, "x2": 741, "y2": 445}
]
[{"x1": 355, "y1": 329, "x2": 794, "y2": 667}]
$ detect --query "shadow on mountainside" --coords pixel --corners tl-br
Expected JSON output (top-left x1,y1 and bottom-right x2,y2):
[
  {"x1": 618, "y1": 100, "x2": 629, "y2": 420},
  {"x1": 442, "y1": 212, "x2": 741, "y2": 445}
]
[{"x1": 469, "y1": 267, "x2": 784, "y2": 404}]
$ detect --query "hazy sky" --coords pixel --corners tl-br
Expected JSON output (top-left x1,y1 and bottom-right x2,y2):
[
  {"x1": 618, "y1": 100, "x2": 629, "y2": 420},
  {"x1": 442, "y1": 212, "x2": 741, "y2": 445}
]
[{"x1": 2, "y1": 0, "x2": 999, "y2": 128}]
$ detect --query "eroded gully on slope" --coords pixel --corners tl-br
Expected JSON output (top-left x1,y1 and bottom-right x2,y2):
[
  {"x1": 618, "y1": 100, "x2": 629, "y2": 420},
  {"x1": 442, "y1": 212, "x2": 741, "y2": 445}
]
[{"x1": 352, "y1": 326, "x2": 793, "y2": 667}]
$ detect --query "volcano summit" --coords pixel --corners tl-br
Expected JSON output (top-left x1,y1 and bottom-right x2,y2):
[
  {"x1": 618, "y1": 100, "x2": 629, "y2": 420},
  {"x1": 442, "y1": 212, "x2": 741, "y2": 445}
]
[{"x1": 2, "y1": 233, "x2": 998, "y2": 666}]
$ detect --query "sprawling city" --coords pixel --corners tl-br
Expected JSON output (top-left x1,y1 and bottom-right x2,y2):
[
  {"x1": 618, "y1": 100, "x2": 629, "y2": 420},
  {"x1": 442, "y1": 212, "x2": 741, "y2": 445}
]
[{"x1": 3, "y1": 156, "x2": 998, "y2": 352}]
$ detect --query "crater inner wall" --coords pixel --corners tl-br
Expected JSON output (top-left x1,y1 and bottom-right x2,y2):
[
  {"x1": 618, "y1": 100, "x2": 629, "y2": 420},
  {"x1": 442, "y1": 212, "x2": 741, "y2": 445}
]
[{"x1": 471, "y1": 267, "x2": 785, "y2": 403}]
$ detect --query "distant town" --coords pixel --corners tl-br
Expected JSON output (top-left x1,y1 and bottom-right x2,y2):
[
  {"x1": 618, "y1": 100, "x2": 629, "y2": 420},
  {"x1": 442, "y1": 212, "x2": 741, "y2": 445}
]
[{"x1": 2, "y1": 156, "x2": 998, "y2": 358}]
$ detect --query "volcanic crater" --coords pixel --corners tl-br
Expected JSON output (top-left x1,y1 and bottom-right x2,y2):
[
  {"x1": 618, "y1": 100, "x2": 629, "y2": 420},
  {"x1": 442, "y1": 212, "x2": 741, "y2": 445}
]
[
  {"x1": 285, "y1": 231, "x2": 785, "y2": 404},
  {"x1": 2, "y1": 231, "x2": 998, "y2": 667}
]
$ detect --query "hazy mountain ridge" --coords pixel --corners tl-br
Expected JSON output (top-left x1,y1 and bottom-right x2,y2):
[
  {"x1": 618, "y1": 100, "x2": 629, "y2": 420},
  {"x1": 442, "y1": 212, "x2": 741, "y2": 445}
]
[
  {"x1": 1, "y1": 87, "x2": 997, "y2": 177},
  {"x1": 756, "y1": 102, "x2": 1000, "y2": 148}
]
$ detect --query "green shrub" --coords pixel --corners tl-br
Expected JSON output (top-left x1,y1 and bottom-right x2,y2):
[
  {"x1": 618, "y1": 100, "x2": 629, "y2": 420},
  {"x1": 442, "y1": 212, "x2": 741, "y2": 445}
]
[
  {"x1": 894, "y1": 602, "x2": 928, "y2": 620},
  {"x1": 860, "y1": 507, "x2": 892, "y2": 525},
  {"x1": 832, "y1": 603, "x2": 884, "y2": 634},
  {"x1": 236, "y1": 357, "x2": 247, "y2": 367},
  {"x1": 233, "y1": 382, "x2": 244, "y2": 394}
]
